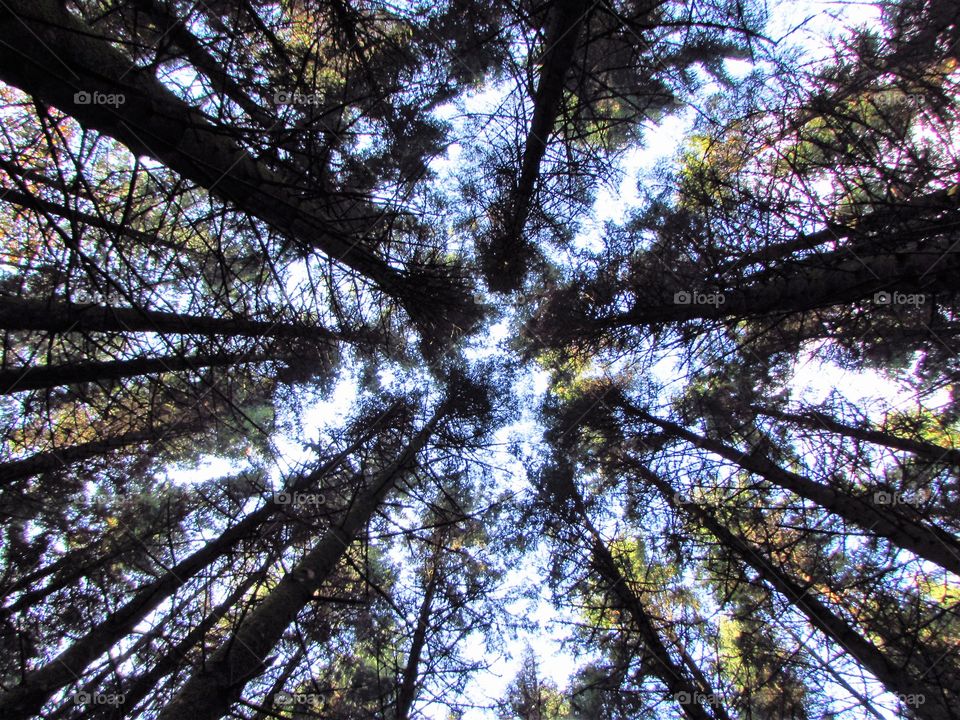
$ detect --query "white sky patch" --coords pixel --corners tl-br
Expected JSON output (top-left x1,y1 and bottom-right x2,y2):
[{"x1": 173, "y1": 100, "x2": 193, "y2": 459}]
[
  {"x1": 788, "y1": 341, "x2": 951, "y2": 413},
  {"x1": 456, "y1": 546, "x2": 583, "y2": 720},
  {"x1": 604, "y1": 112, "x2": 696, "y2": 218},
  {"x1": 764, "y1": 0, "x2": 884, "y2": 61},
  {"x1": 300, "y1": 371, "x2": 361, "y2": 437},
  {"x1": 162, "y1": 455, "x2": 238, "y2": 486},
  {"x1": 723, "y1": 57, "x2": 756, "y2": 79}
]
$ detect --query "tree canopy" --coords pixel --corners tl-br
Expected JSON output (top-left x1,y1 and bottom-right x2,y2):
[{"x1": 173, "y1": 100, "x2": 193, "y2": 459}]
[{"x1": 0, "y1": 0, "x2": 958, "y2": 718}]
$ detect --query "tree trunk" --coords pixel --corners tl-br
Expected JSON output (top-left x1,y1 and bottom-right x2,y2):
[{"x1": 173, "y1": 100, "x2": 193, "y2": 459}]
[
  {"x1": 753, "y1": 404, "x2": 960, "y2": 466},
  {"x1": 636, "y1": 463, "x2": 954, "y2": 720},
  {"x1": 511, "y1": 0, "x2": 589, "y2": 236},
  {"x1": 552, "y1": 471, "x2": 732, "y2": 720},
  {"x1": 0, "y1": 424, "x2": 198, "y2": 486},
  {"x1": 629, "y1": 407, "x2": 960, "y2": 576},
  {"x1": 715, "y1": 185, "x2": 960, "y2": 277},
  {"x1": 0, "y1": 433, "x2": 367, "y2": 719},
  {"x1": 86, "y1": 556, "x2": 276, "y2": 720},
  {"x1": 249, "y1": 647, "x2": 308, "y2": 720},
  {"x1": 0, "y1": 352, "x2": 273, "y2": 395},
  {"x1": 485, "y1": 0, "x2": 590, "y2": 291},
  {"x1": 0, "y1": 297, "x2": 340, "y2": 342},
  {"x1": 395, "y1": 559, "x2": 440, "y2": 720},
  {"x1": 0, "y1": 0, "x2": 479, "y2": 345},
  {"x1": 0, "y1": 0, "x2": 388, "y2": 279},
  {"x1": 153, "y1": 403, "x2": 448, "y2": 720},
  {"x1": 615, "y1": 235, "x2": 960, "y2": 325}
]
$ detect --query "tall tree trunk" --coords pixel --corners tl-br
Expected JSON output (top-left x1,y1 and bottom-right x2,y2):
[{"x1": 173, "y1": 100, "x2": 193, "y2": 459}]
[
  {"x1": 153, "y1": 402, "x2": 449, "y2": 720},
  {"x1": 1, "y1": 525, "x2": 163, "y2": 618},
  {"x1": 485, "y1": 0, "x2": 590, "y2": 291},
  {"x1": 612, "y1": 236, "x2": 960, "y2": 326},
  {"x1": 635, "y1": 462, "x2": 955, "y2": 720},
  {"x1": 0, "y1": 297, "x2": 341, "y2": 342},
  {"x1": 715, "y1": 185, "x2": 960, "y2": 277},
  {"x1": 550, "y1": 470, "x2": 732, "y2": 720},
  {"x1": 0, "y1": 432, "x2": 368, "y2": 719},
  {"x1": 515, "y1": 0, "x2": 588, "y2": 223},
  {"x1": 0, "y1": 0, "x2": 386, "y2": 279},
  {"x1": 395, "y1": 557, "x2": 440, "y2": 720},
  {"x1": 49, "y1": 595, "x2": 198, "y2": 720},
  {"x1": 628, "y1": 407, "x2": 960, "y2": 575},
  {"x1": 588, "y1": 537, "x2": 729, "y2": 720},
  {"x1": 0, "y1": 423, "x2": 199, "y2": 486},
  {"x1": 752, "y1": 404, "x2": 960, "y2": 466},
  {"x1": 83, "y1": 555, "x2": 278, "y2": 720},
  {"x1": 0, "y1": 0, "x2": 478, "y2": 343},
  {"x1": 0, "y1": 352, "x2": 274, "y2": 395}
]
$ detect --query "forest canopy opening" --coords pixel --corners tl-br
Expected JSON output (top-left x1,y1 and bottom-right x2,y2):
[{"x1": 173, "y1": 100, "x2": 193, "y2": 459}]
[{"x1": 0, "y1": 0, "x2": 958, "y2": 718}]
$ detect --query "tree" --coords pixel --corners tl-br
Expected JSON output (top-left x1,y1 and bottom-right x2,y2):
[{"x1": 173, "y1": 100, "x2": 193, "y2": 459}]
[{"x1": 499, "y1": 645, "x2": 569, "y2": 720}]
